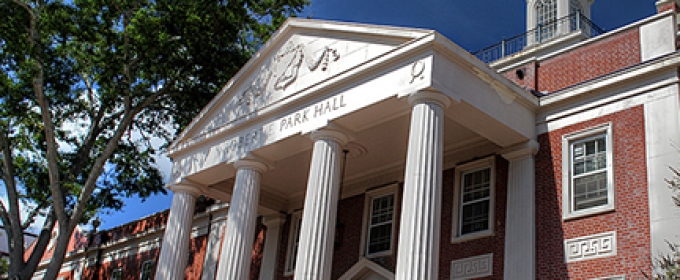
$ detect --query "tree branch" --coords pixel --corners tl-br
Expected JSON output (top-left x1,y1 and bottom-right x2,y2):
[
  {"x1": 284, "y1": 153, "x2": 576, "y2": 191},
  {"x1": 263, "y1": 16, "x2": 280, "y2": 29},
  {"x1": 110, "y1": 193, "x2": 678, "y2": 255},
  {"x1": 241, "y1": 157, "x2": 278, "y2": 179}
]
[
  {"x1": 0, "y1": 126, "x2": 26, "y2": 265},
  {"x1": 21, "y1": 201, "x2": 48, "y2": 230},
  {"x1": 22, "y1": 210, "x2": 56, "y2": 279},
  {"x1": 69, "y1": 86, "x2": 172, "y2": 231}
]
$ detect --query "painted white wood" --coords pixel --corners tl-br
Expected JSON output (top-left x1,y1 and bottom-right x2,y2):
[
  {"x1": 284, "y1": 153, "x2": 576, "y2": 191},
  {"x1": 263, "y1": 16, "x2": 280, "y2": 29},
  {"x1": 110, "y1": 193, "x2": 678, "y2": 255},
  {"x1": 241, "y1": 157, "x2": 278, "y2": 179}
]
[
  {"x1": 155, "y1": 183, "x2": 201, "y2": 280},
  {"x1": 294, "y1": 128, "x2": 348, "y2": 280},
  {"x1": 215, "y1": 158, "x2": 268, "y2": 280},
  {"x1": 260, "y1": 215, "x2": 285, "y2": 280},
  {"x1": 395, "y1": 90, "x2": 449, "y2": 280},
  {"x1": 201, "y1": 218, "x2": 226, "y2": 280},
  {"x1": 501, "y1": 142, "x2": 538, "y2": 280}
]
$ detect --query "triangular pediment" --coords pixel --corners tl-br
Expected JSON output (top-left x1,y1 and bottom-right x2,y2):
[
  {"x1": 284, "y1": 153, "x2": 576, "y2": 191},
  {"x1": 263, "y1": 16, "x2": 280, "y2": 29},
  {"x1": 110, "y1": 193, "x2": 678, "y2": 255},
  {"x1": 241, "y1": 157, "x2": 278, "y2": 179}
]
[
  {"x1": 339, "y1": 258, "x2": 395, "y2": 280},
  {"x1": 170, "y1": 18, "x2": 432, "y2": 152}
]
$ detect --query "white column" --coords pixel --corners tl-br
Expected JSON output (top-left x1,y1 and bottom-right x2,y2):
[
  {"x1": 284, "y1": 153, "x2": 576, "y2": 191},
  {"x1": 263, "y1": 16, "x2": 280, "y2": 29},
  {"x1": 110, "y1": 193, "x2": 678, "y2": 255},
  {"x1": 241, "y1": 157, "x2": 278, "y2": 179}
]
[
  {"x1": 155, "y1": 183, "x2": 202, "y2": 280},
  {"x1": 201, "y1": 208, "x2": 228, "y2": 280},
  {"x1": 260, "y1": 215, "x2": 285, "y2": 280},
  {"x1": 294, "y1": 128, "x2": 349, "y2": 280},
  {"x1": 395, "y1": 90, "x2": 450, "y2": 280},
  {"x1": 501, "y1": 141, "x2": 538, "y2": 280},
  {"x1": 216, "y1": 158, "x2": 268, "y2": 280}
]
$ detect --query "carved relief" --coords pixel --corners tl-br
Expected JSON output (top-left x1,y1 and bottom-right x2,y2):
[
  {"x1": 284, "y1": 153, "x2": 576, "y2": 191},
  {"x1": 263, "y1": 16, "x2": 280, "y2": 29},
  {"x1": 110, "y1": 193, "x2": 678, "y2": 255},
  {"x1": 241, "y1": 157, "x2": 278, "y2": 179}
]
[
  {"x1": 235, "y1": 42, "x2": 341, "y2": 108},
  {"x1": 565, "y1": 231, "x2": 616, "y2": 262},
  {"x1": 451, "y1": 253, "x2": 493, "y2": 279}
]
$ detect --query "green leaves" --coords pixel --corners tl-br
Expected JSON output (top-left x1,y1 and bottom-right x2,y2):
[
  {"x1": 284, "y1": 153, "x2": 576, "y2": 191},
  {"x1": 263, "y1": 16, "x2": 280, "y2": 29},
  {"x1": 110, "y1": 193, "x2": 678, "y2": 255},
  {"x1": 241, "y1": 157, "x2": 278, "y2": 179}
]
[{"x1": 1, "y1": 0, "x2": 308, "y2": 278}]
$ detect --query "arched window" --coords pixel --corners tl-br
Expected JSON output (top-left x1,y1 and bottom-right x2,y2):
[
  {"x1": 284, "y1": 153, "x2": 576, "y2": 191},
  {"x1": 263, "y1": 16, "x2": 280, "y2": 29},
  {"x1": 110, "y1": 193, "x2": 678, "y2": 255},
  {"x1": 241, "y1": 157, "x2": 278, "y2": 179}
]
[{"x1": 536, "y1": 0, "x2": 557, "y2": 42}]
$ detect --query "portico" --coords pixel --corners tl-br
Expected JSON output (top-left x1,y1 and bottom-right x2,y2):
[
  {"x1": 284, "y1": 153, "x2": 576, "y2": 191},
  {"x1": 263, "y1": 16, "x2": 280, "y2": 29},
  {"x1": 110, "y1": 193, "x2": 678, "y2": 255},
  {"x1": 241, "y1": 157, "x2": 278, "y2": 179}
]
[{"x1": 155, "y1": 18, "x2": 538, "y2": 280}]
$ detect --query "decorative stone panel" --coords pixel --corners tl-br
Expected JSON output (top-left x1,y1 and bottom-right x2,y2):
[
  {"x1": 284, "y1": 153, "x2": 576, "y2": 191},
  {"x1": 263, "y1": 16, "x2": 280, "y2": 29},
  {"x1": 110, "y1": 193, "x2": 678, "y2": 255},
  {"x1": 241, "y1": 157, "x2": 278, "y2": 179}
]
[
  {"x1": 565, "y1": 231, "x2": 616, "y2": 262},
  {"x1": 450, "y1": 253, "x2": 493, "y2": 280}
]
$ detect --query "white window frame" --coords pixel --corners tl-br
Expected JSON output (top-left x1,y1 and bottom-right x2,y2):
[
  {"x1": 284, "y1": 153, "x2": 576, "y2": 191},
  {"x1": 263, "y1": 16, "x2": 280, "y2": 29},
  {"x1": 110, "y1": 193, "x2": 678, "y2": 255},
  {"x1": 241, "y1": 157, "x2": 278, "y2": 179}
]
[
  {"x1": 110, "y1": 268, "x2": 122, "y2": 280},
  {"x1": 139, "y1": 260, "x2": 154, "y2": 280},
  {"x1": 562, "y1": 123, "x2": 615, "y2": 220},
  {"x1": 360, "y1": 184, "x2": 398, "y2": 258},
  {"x1": 284, "y1": 211, "x2": 303, "y2": 276},
  {"x1": 452, "y1": 157, "x2": 495, "y2": 243}
]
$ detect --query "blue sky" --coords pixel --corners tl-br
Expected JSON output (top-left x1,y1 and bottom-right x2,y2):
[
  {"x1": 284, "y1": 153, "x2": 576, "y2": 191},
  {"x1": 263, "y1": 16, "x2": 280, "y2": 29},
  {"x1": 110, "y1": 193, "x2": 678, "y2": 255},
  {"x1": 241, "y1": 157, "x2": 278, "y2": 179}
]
[{"x1": 99, "y1": 0, "x2": 658, "y2": 229}]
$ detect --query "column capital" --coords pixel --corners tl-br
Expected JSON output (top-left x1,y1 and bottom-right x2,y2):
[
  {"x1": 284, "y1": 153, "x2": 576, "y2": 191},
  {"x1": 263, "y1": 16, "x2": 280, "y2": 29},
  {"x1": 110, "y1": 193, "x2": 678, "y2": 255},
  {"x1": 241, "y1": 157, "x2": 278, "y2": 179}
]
[
  {"x1": 167, "y1": 181, "x2": 203, "y2": 197},
  {"x1": 262, "y1": 214, "x2": 286, "y2": 228},
  {"x1": 500, "y1": 140, "x2": 539, "y2": 161},
  {"x1": 310, "y1": 126, "x2": 350, "y2": 145},
  {"x1": 408, "y1": 90, "x2": 451, "y2": 109},
  {"x1": 234, "y1": 157, "x2": 269, "y2": 173}
]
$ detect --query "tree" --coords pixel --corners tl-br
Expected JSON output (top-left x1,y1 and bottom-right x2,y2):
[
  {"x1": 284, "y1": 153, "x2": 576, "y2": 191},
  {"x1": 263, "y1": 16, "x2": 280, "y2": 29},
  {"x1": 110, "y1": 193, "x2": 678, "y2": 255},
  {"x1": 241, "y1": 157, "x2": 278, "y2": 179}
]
[
  {"x1": 0, "y1": 0, "x2": 308, "y2": 279},
  {"x1": 648, "y1": 167, "x2": 680, "y2": 279}
]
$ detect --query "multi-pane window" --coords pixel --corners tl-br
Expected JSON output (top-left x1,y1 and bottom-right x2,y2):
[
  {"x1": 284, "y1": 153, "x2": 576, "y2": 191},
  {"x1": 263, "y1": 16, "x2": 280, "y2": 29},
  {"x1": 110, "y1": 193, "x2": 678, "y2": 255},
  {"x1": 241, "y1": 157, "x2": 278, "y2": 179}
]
[
  {"x1": 452, "y1": 158, "x2": 495, "y2": 242},
  {"x1": 563, "y1": 124, "x2": 614, "y2": 219},
  {"x1": 140, "y1": 260, "x2": 154, "y2": 280},
  {"x1": 366, "y1": 193, "x2": 395, "y2": 256},
  {"x1": 536, "y1": 0, "x2": 557, "y2": 42},
  {"x1": 459, "y1": 168, "x2": 492, "y2": 235},
  {"x1": 110, "y1": 268, "x2": 122, "y2": 280},
  {"x1": 284, "y1": 212, "x2": 302, "y2": 275},
  {"x1": 569, "y1": 0, "x2": 583, "y2": 30},
  {"x1": 571, "y1": 135, "x2": 608, "y2": 210}
]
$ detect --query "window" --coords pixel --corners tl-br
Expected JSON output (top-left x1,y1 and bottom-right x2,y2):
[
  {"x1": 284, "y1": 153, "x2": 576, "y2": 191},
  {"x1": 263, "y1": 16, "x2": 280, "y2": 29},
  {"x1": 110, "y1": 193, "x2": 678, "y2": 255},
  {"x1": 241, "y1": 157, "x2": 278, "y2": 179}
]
[
  {"x1": 361, "y1": 184, "x2": 397, "y2": 257},
  {"x1": 140, "y1": 260, "x2": 154, "y2": 280},
  {"x1": 536, "y1": 0, "x2": 557, "y2": 42},
  {"x1": 452, "y1": 157, "x2": 495, "y2": 242},
  {"x1": 284, "y1": 211, "x2": 302, "y2": 275},
  {"x1": 110, "y1": 268, "x2": 122, "y2": 280},
  {"x1": 569, "y1": 0, "x2": 584, "y2": 30},
  {"x1": 562, "y1": 124, "x2": 615, "y2": 219}
]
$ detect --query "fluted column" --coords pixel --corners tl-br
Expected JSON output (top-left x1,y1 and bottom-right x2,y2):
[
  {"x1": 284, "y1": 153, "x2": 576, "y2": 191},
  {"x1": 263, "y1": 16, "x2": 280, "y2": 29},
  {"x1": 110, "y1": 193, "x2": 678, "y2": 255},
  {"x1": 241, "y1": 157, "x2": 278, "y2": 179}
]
[
  {"x1": 502, "y1": 141, "x2": 538, "y2": 279},
  {"x1": 260, "y1": 215, "x2": 285, "y2": 280},
  {"x1": 155, "y1": 183, "x2": 202, "y2": 280},
  {"x1": 294, "y1": 128, "x2": 349, "y2": 280},
  {"x1": 216, "y1": 158, "x2": 268, "y2": 280},
  {"x1": 395, "y1": 90, "x2": 450, "y2": 280}
]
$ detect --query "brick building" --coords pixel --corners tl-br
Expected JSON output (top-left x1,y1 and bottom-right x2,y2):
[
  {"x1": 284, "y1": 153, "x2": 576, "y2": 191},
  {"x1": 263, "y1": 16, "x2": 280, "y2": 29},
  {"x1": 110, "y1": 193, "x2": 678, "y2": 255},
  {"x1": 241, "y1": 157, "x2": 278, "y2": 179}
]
[{"x1": 34, "y1": 0, "x2": 680, "y2": 279}]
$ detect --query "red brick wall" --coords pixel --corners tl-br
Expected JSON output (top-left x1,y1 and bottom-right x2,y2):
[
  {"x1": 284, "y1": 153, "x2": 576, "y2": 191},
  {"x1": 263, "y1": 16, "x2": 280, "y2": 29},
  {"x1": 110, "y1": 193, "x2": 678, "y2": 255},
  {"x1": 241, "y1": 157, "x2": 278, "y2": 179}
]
[
  {"x1": 535, "y1": 105, "x2": 651, "y2": 279},
  {"x1": 537, "y1": 28, "x2": 641, "y2": 93},
  {"x1": 275, "y1": 187, "x2": 403, "y2": 279},
  {"x1": 502, "y1": 61, "x2": 539, "y2": 92},
  {"x1": 439, "y1": 156, "x2": 508, "y2": 280}
]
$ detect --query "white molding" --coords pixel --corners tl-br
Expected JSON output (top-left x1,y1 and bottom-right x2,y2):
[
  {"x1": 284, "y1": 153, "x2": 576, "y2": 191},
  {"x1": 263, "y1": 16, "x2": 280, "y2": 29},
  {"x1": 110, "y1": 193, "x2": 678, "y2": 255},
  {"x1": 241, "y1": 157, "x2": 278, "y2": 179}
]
[
  {"x1": 360, "y1": 184, "x2": 399, "y2": 258},
  {"x1": 284, "y1": 211, "x2": 303, "y2": 276},
  {"x1": 564, "y1": 231, "x2": 617, "y2": 262},
  {"x1": 561, "y1": 123, "x2": 615, "y2": 220},
  {"x1": 338, "y1": 258, "x2": 395, "y2": 280},
  {"x1": 451, "y1": 157, "x2": 496, "y2": 243},
  {"x1": 450, "y1": 253, "x2": 493, "y2": 280}
]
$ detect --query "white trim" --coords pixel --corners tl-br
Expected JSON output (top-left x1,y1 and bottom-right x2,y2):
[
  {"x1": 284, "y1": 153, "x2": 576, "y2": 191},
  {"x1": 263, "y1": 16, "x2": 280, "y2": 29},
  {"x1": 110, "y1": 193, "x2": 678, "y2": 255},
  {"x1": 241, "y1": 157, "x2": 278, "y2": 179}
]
[
  {"x1": 110, "y1": 267, "x2": 123, "y2": 280},
  {"x1": 561, "y1": 123, "x2": 615, "y2": 220},
  {"x1": 338, "y1": 258, "x2": 395, "y2": 280},
  {"x1": 139, "y1": 259, "x2": 155, "y2": 280},
  {"x1": 564, "y1": 231, "x2": 617, "y2": 262},
  {"x1": 591, "y1": 275, "x2": 626, "y2": 280},
  {"x1": 283, "y1": 211, "x2": 303, "y2": 276},
  {"x1": 450, "y1": 253, "x2": 493, "y2": 280},
  {"x1": 360, "y1": 184, "x2": 399, "y2": 258},
  {"x1": 451, "y1": 157, "x2": 496, "y2": 243}
]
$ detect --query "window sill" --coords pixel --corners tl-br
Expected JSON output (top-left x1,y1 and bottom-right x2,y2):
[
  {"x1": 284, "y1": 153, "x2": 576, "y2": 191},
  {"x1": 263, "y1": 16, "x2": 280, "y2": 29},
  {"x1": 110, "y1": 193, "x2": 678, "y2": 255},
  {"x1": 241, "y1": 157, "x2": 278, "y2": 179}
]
[
  {"x1": 365, "y1": 250, "x2": 393, "y2": 259},
  {"x1": 451, "y1": 230, "x2": 494, "y2": 244},
  {"x1": 563, "y1": 205, "x2": 615, "y2": 221}
]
